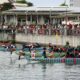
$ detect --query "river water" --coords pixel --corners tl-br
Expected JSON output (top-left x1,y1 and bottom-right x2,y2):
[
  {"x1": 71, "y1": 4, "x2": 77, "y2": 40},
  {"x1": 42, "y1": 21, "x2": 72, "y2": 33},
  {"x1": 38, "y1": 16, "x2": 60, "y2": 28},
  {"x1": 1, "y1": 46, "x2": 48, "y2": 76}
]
[{"x1": 0, "y1": 51, "x2": 80, "y2": 80}]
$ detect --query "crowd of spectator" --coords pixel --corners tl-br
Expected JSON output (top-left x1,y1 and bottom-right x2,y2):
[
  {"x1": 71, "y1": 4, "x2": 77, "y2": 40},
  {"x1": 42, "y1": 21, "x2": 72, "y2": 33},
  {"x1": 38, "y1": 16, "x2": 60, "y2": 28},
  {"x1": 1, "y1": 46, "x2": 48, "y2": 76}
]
[{"x1": 0, "y1": 23, "x2": 80, "y2": 36}]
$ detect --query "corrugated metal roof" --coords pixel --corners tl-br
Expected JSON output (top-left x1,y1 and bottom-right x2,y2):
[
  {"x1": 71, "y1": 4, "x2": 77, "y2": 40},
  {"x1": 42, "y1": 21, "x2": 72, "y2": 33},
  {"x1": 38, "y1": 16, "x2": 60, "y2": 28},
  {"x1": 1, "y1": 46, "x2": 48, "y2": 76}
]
[
  {"x1": 8, "y1": 6, "x2": 71, "y2": 12},
  {"x1": 3, "y1": 6, "x2": 80, "y2": 13}
]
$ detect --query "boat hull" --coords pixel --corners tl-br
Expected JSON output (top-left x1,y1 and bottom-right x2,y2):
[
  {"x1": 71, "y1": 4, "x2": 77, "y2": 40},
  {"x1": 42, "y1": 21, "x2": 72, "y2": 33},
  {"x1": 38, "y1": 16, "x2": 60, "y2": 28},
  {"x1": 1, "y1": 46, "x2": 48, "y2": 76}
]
[{"x1": 27, "y1": 58, "x2": 80, "y2": 64}]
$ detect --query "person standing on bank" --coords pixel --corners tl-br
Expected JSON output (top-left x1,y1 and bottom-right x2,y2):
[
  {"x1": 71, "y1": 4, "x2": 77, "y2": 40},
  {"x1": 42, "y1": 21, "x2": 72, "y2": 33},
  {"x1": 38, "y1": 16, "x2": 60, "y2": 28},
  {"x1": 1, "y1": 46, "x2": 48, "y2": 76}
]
[{"x1": 42, "y1": 47, "x2": 47, "y2": 58}]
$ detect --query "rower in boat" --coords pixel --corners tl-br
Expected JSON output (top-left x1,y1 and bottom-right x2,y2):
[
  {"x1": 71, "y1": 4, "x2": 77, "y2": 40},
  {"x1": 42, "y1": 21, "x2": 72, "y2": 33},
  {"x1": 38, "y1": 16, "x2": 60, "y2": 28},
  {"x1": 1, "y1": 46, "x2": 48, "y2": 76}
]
[
  {"x1": 8, "y1": 44, "x2": 16, "y2": 54},
  {"x1": 31, "y1": 49, "x2": 36, "y2": 59},
  {"x1": 15, "y1": 50, "x2": 27, "y2": 66},
  {"x1": 42, "y1": 47, "x2": 47, "y2": 58},
  {"x1": 18, "y1": 50, "x2": 25, "y2": 60}
]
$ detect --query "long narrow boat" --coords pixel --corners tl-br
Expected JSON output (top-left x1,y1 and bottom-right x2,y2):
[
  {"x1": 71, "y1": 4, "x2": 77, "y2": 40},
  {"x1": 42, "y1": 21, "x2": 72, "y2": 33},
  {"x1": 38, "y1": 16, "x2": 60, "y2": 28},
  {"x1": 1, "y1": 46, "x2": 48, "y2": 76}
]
[{"x1": 27, "y1": 58, "x2": 80, "y2": 64}]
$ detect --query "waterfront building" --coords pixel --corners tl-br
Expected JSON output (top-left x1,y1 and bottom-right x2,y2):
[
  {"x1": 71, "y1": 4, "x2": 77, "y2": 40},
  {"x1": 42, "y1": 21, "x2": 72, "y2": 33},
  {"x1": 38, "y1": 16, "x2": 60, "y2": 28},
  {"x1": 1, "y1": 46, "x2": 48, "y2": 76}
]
[
  {"x1": 0, "y1": 6, "x2": 80, "y2": 46},
  {"x1": 0, "y1": 6, "x2": 80, "y2": 26}
]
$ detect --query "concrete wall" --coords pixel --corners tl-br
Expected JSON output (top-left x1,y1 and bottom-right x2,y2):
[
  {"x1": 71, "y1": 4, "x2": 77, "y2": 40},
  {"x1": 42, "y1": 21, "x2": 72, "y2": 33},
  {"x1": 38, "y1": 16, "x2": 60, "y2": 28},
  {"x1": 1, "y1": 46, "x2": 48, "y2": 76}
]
[{"x1": 16, "y1": 34, "x2": 80, "y2": 47}]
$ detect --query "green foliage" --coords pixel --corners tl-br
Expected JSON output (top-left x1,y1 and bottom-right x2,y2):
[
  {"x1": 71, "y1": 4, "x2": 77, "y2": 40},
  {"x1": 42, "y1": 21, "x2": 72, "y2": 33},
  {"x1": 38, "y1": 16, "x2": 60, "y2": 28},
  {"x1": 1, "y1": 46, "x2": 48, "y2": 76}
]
[
  {"x1": 0, "y1": 0, "x2": 33, "y2": 11},
  {"x1": 16, "y1": 0, "x2": 27, "y2": 4},
  {"x1": 27, "y1": 2, "x2": 33, "y2": 6},
  {"x1": 16, "y1": 0, "x2": 33, "y2": 6},
  {"x1": 0, "y1": 3, "x2": 14, "y2": 11},
  {"x1": 11, "y1": 39, "x2": 16, "y2": 44},
  {"x1": 60, "y1": 2, "x2": 68, "y2": 6}
]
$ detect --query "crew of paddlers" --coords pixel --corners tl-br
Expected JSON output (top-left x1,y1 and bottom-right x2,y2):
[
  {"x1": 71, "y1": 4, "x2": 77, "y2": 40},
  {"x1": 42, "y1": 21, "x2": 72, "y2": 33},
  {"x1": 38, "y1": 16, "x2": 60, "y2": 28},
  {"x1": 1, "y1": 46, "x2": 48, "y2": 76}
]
[{"x1": 1, "y1": 41, "x2": 80, "y2": 60}]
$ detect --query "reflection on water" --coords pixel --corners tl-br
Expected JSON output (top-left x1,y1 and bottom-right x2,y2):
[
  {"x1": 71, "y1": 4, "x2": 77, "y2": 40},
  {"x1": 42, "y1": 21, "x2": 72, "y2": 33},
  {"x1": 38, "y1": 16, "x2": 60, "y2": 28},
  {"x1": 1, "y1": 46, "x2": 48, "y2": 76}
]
[{"x1": 0, "y1": 51, "x2": 80, "y2": 80}]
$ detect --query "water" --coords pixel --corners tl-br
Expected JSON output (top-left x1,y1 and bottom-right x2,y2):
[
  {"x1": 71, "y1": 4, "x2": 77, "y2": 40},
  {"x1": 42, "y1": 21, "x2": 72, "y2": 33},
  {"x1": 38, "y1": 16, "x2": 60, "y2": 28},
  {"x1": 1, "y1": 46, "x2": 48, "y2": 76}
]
[{"x1": 0, "y1": 51, "x2": 80, "y2": 80}]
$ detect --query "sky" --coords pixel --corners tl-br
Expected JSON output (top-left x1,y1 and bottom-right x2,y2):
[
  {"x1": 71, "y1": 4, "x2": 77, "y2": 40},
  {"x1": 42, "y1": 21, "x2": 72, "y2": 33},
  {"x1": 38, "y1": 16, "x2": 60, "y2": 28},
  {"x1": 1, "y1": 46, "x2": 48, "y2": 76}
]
[
  {"x1": 0, "y1": 0, "x2": 69, "y2": 7},
  {"x1": 28, "y1": 0, "x2": 70, "y2": 7}
]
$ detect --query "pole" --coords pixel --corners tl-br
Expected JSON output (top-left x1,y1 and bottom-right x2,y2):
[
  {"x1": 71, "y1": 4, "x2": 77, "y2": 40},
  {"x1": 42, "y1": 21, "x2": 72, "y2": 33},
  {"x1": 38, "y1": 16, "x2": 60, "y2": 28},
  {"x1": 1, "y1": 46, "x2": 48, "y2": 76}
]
[
  {"x1": 25, "y1": 11, "x2": 28, "y2": 25},
  {"x1": 36, "y1": 10, "x2": 38, "y2": 25},
  {"x1": 30, "y1": 14, "x2": 32, "y2": 24},
  {"x1": 50, "y1": 9, "x2": 52, "y2": 25},
  {"x1": 49, "y1": 8, "x2": 52, "y2": 35},
  {"x1": 65, "y1": 6, "x2": 68, "y2": 36},
  {"x1": 4, "y1": 14, "x2": 7, "y2": 24}
]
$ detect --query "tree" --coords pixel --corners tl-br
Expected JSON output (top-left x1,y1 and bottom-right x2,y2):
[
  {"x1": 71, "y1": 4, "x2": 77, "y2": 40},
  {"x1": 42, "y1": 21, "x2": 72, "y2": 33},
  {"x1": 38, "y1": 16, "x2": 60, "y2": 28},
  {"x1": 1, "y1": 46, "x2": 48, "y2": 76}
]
[
  {"x1": 16, "y1": 0, "x2": 33, "y2": 6},
  {"x1": 60, "y1": 0, "x2": 68, "y2": 6},
  {"x1": 0, "y1": 0, "x2": 33, "y2": 11},
  {"x1": 16, "y1": 0, "x2": 27, "y2": 4},
  {"x1": 60, "y1": 2, "x2": 68, "y2": 6},
  {"x1": 0, "y1": 3, "x2": 14, "y2": 11},
  {"x1": 27, "y1": 2, "x2": 33, "y2": 6}
]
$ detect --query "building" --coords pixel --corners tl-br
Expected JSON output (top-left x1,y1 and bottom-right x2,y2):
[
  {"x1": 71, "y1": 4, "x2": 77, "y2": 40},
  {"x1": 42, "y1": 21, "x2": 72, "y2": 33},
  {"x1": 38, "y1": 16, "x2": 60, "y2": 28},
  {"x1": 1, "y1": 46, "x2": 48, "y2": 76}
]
[
  {"x1": 0, "y1": 6, "x2": 80, "y2": 26},
  {"x1": 70, "y1": 0, "x2": 80, "y2": 7},
  {"x1": 0, "y1": 0, "x2": 80, "y2": 26},
  {"x1": 0, "y1": 6, "x2": 80, "y2": 46}
]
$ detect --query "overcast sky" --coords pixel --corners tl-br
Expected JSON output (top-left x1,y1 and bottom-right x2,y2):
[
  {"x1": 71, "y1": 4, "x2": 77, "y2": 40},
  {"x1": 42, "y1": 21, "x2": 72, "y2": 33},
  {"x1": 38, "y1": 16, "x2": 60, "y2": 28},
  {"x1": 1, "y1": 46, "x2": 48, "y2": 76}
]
[
  {"x1": 28, "y1": 0, "x2": 69, "y2": 7},
  {"x1": 0, "y1": 0, "x2": 69, "y2": 7}
]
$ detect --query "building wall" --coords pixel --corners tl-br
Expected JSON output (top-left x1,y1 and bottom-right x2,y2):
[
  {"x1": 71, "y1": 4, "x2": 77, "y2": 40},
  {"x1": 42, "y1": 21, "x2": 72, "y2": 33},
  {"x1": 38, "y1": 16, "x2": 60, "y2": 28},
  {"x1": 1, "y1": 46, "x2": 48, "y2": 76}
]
[
  {"x1": 16, "y1": 34, "x2": 80, "y2": 47},
  {"x1": 70, "y1": 0, "x2": 80, "y2": 7}
]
